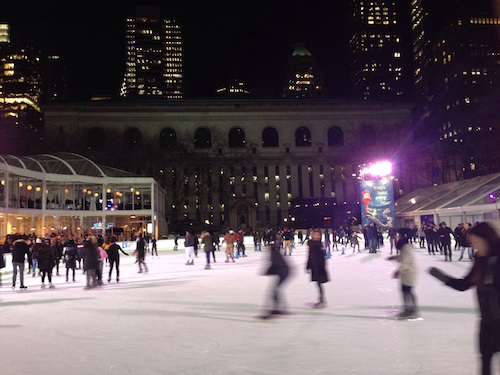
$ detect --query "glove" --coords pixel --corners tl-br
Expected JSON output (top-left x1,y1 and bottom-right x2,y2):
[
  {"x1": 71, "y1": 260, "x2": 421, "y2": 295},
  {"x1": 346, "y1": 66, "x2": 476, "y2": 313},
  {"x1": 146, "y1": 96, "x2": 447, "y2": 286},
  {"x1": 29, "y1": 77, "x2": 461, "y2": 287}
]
[{"x1": 428, "y1": 267, "x2": 449, "y2": 283}]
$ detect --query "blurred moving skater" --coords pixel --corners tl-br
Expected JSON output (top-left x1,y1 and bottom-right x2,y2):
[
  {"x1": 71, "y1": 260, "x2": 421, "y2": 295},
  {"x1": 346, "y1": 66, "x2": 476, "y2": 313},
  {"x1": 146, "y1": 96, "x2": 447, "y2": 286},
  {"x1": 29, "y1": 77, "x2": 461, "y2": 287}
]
[
  {"x1": 387, "y1": 230, "x2": 420, "y2": 319},
  {"x1": 260, "y1": 235, "x2": 290, "y2": 319},
  {"x1": 429, "y1": 222, "x2": 500, "y2": 375}
]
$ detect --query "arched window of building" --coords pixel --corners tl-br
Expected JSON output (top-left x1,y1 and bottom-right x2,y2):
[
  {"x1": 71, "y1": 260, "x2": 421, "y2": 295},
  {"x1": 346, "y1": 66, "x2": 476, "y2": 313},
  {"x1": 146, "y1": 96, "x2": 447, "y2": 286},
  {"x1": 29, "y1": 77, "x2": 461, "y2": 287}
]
[
  {"x1": 360, "y1": 125, "x2": 377, "y2": 146},
  {"x1": 228, "y1": 127, "x2": 246, "y2": 148},
  {"x1": 194, "y1": 127, "x2": 212, "y2": 148},
  {"x1": 159, "y1": 127, "x2": 177, "y2": 148},
  {"x1": 295, "y1": 126, "x2": 312, "y2": 147},
  {"x1": 262, "y1": 127, "x2": 279, "y2": 147},
  {"x1": 124, "y1": 128, "x2": 142, "y2": 148},
  {"x1": 328, "y1": 126, "x2": 344, "y2": 146},
  {"x1": 87, "y1": 127, "x2": 106, "y2": 150}
]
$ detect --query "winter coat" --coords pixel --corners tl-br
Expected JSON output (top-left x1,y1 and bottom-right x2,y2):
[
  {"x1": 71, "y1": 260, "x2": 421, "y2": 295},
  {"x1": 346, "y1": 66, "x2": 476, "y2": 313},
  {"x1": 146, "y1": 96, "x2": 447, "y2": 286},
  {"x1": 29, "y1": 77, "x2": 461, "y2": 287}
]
[
  {"x1": 136, "y1": 238, "x2": 146, "y2": 260},
  {"x1": 306, "y1": 240, "x2": 329, "y2": 284},
  {"x1": 393, "y1": 243, "x2": 417, "y2": 286},
  {"x1": 51, "y1": 243, "x2": 63, "y2": 260},
  {"x1": 438, "y1": 226, "x2": 453, "y2": 245},
  {"x1": 265, "y1": 242, "x2": 289, "y2": 278},
  {"x1": 64, "y1": 241, "x2": 78, "y2": 268},
  {"x1": 83, "y1": 242, "x2": 99, "y2": 271},
  {"x1": 12, "y1": 239, "x2": 30, "y2": 263},
  {"x1": 201, "y1": 232, "x2": 214, "y2": 252},
  {"x1": 223, "y1": 233, "x2": 235, "y2": 245},
  {"x1": 98, "y1": 246, "x2": 108, "y2": 262},
  {"x1": 37, "y1": 244, "x2": 54, "y2": 272},
  {"x1": 184, "y1": 233, "x2": 195, "y2": 247},
  {"x1": 108, "y1": 243, "x2": 128, "y2": 261}
]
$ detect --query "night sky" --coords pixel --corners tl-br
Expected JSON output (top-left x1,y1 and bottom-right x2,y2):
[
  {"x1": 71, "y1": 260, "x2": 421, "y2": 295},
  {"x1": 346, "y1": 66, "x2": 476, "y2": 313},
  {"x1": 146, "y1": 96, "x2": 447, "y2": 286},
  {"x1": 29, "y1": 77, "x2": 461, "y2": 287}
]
[{"x1": 1, "y1": 1, "x2": 353, "y2": 100}]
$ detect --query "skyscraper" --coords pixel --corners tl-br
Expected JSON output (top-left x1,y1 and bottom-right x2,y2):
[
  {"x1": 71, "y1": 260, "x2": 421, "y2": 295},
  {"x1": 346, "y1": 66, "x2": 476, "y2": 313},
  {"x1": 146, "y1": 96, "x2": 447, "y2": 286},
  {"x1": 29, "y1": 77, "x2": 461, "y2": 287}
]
[
  {"x1": 412, "y1": 1, "x2": 500, "y2": 178},
  {"x1": 121, "y1": 6, "x2": 183, "y2": 99},
  {"x1": 349, "y1": 0, "x2": 407, "y2": 100},
  {"x1": 283, "y1": 43, "x2": 323, "y2": 99},
  {"x1": 0, "y1": 38, "x2": 44, "y2": 153}
]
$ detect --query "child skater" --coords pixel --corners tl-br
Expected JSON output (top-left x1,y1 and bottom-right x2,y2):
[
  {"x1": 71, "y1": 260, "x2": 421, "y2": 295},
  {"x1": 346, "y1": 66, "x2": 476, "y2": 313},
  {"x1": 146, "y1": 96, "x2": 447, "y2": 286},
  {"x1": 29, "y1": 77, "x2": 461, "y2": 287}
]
[
  {"x1": 387, "y1": 229, "x2": 419, "y2": 319},
  {"x1": 306, "y1": 229, "x2": 329, "y2": 308}
]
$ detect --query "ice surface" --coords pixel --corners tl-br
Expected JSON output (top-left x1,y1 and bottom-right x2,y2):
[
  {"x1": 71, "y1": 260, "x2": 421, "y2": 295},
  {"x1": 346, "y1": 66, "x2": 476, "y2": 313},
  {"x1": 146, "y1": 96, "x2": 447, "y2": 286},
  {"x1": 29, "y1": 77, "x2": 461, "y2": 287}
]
[{"x1": 0, "y1": 239, "x2": 486, "y2": 374}]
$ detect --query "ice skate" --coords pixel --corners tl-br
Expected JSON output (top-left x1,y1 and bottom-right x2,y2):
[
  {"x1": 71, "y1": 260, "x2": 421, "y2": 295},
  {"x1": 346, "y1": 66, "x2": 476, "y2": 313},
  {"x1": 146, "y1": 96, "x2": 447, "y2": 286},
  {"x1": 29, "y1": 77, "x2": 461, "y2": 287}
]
[
  {"x1": 49, "y1": 283, "x2": 55, "y2": 289},
  {"x1": 41, "y1": 282, "x2": 46, "y2": 289},
  {"x1": 20, "y1": 285, "x2": 27, "y2": 290},
  {"x1": 205, "y1": 264, "x2": 211, "y2": 270}
]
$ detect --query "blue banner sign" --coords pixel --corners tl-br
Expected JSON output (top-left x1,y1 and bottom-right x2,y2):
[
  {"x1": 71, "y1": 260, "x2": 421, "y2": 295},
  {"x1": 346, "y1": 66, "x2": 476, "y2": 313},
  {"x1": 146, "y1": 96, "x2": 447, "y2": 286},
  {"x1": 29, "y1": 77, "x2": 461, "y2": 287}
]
[{"x1": 360, "y1": 179, "x2": 395, "y2": 229}]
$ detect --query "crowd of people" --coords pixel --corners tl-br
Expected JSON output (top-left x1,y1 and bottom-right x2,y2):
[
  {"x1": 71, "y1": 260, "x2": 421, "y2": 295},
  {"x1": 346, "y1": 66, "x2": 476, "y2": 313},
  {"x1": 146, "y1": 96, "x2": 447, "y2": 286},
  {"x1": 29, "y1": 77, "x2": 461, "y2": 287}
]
[{"x1": 0, "y1": 232, "x2": 160, "y2": 289}]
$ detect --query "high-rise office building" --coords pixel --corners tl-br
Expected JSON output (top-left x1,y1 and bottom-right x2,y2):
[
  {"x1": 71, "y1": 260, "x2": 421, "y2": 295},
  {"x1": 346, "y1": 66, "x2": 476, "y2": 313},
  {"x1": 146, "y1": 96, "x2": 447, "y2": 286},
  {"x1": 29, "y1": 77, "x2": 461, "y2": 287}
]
[
  {"x1": 349, "y1": 0, "x2": 407, "y2": 100},
  {"x1": 121, "y1": 6, "x2": 183, "y2": 99},
  {"x1": 411, "y1": 1, "x2": 500, "y2": 178},
  {"x1": 0, "y1": 40, "x2": 44, "y2": 153},
  {"x1": 43, "y1": 54, "x2": 67, "y2": 103},
  {"x1": 283, "y1": 43, "x2": 323, "y2": 99}
]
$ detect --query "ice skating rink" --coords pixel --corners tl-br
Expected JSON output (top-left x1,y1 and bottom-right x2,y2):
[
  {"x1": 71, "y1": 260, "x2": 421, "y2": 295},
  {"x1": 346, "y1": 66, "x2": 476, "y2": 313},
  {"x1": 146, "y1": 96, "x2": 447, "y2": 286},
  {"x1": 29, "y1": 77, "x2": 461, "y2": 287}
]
[{"x1": 0, "y1": 239, "x2": 484, "y2": 374}]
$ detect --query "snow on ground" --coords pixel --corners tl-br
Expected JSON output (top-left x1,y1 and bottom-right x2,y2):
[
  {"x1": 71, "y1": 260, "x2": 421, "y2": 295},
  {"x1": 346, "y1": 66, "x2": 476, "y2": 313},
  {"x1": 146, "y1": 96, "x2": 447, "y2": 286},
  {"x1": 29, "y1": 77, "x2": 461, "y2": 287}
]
[{"x1": 0, "y1": 238, "x2": 487, "y2": 374}]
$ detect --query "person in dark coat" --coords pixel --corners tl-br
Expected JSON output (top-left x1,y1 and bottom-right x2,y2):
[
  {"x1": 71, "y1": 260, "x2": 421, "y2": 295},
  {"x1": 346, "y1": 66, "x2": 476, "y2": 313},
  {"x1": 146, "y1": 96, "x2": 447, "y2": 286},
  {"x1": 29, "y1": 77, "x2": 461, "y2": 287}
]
[
  {"x1": 429, "y1": 222, "x2": 500, "y2": 375},
  {"x1": 151, "y1": 235, "x2": 158, "y2": 257},
  {"x1": 37, "y1": 240, "x2": 55, "y2": 288},
  {"x1": 306, "y1": 229, "x2": 329, "y2": 308},
  {"x1": 136, "y1": 233, "x2": 148, "y2": 273},
  {"x1": 260, "y1": 235, "x2": 290, "y2": 319},
  {"x1": 201, "y1": 230, "x2": 215, "y2": 269},
  {"x1": 107, "y1": 236, "x2": 129, "y2": 283},
  {"x1": 11, "y1": 236, "x2": 30, "y2": 289},
  {"x1": 64, "y1": 238, "x2": 78, "y2": 282},
  {"x1": 83, "y1": 236, "x2": 99, "y2": 289},
  {"x1": 437, "y1": 221, "x2": 454, "y2": 261},
  {"x1": 50, "y1": 236, "x2": 63, "y2": 276}
]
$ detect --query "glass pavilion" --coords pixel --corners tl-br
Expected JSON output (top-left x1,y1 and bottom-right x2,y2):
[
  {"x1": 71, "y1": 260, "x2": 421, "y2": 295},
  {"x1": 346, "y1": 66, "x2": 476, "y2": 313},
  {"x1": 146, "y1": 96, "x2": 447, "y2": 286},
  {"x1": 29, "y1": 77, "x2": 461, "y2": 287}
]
[
  {"x1": 0, "y1": 153, "x2": 167, "y2": 241},
  {"x1": 395, "y1": 173, "x2": 500, "y2": 229}
]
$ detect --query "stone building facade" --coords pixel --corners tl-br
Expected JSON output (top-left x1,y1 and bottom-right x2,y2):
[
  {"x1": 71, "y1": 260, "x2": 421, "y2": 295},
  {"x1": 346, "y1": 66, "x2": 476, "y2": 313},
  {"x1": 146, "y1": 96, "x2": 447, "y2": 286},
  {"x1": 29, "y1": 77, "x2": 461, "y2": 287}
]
[{"x1": 44, "y1": 99, "x2": 414, "y2": 231}]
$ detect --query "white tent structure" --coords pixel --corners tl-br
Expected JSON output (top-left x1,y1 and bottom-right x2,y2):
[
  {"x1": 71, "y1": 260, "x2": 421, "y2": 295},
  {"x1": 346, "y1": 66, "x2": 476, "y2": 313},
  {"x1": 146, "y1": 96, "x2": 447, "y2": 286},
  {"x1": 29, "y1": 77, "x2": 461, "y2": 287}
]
[{"x1": 395, "y1": 172, "x2": 500, "y2": 228}]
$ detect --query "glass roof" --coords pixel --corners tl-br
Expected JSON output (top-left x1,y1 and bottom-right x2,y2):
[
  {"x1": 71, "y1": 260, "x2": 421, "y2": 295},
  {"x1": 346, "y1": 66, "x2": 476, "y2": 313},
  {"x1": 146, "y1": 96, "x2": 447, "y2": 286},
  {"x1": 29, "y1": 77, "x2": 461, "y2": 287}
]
[
  {"x1": 396, "y1": 172, "x2": 500, "y2": 214},
  {"x1": 0, "y1": 153, "x2": 135, "y2": 178}
]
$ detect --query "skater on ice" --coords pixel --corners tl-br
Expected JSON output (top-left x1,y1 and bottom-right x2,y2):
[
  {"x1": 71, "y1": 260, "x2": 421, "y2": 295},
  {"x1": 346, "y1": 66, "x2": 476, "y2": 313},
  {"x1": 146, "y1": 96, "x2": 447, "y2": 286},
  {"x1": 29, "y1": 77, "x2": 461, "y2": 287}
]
[
  {"x1": 260, "y1": 234, "x2": 290, "y2": 319},
  {"x1": 306, "y1": 229, "x2": 329, "y2": 308},
  {"x1": 429, "y1": 222, "x2": 500, "y2": 375},
  {"x1": 387, "y1": 229, "x2": 420, "y2": 319}
]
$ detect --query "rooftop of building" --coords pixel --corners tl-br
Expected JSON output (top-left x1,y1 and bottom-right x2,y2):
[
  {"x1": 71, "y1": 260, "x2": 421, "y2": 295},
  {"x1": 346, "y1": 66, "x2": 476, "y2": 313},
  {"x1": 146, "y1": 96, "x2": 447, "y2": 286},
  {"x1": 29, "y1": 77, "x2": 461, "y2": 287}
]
[{"x1": 0, "y1": 152, "x2": 136, "y2": 178}]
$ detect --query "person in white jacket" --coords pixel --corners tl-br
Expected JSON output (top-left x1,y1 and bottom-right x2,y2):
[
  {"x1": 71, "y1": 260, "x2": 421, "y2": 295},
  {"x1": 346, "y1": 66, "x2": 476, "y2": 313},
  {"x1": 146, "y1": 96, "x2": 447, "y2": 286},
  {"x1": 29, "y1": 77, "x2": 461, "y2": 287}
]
[{"x1": 388, "y1": 230, "x2": 419, "y2": 319}]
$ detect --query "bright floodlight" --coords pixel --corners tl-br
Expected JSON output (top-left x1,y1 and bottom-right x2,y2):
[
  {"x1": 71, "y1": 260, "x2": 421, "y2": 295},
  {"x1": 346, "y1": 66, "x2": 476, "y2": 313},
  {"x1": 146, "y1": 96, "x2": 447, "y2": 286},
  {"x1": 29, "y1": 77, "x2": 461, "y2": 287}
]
[{"x1": 366, "y1": 161, "x2": 392, "y2": 177}]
